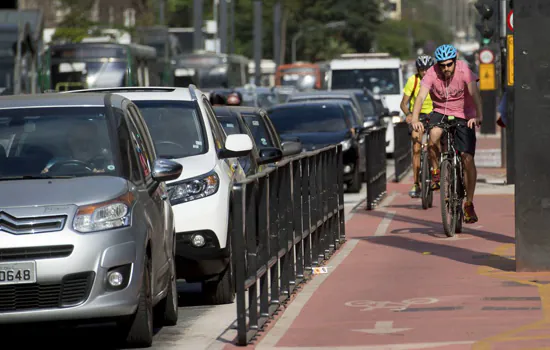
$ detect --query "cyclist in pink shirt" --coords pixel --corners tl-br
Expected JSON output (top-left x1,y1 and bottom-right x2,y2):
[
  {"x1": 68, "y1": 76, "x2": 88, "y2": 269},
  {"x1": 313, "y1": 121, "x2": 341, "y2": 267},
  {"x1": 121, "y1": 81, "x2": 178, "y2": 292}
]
[{"x1": 410, "y1": 44, "x2": 483, "y2": 224}]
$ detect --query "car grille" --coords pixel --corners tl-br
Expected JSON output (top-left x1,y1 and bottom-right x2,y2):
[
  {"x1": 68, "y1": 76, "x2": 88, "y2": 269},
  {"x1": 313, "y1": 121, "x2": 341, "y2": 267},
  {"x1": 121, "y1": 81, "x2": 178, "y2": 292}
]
[
  {"x1": 0, "y1": 272, "x2": 95, "y2": 312},
  {"x1": 0, "y1": 212, "x2": 67, "y2": 235},
  {"x1": 0, "y1": 245, "x2": 74, "y2": 262}
]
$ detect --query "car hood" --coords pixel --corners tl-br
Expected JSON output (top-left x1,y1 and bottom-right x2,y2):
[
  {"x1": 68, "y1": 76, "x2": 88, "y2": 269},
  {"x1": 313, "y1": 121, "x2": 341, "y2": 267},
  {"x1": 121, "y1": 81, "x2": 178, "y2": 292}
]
[
  {"x1": 0, "y1": 176, "x2": 129, "y2": 208},
  {"x1": 281, "y1": 131, "x2": 350, "y2": 151},
  {"x1": 167, "y1": 152, "x2": 217, "y2": 183}
]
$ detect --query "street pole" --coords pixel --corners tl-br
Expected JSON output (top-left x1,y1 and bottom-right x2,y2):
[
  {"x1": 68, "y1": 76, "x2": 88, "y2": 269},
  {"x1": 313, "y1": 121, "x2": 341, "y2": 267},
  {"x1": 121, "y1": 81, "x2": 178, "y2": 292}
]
[
  {"x1": 273, "y1": 0, "x2": 281, "y2": 68},
  {"x1": 219, "y1": 0, "x2": 228, "y2": 53},
  {"x1": 291, "y1": 31, "x2": 302, "y2": 63},
  {"x1": 159, "y1": 0, "x2": 165, "y2": 25},
  {"x1": 229, "y1": 0, "x2": 235, "y2": 54},
  {"x1": 13, "y1": 8, "x2": 22, "y2": 95},
  {"x1": 253, "y1": 0, "x2": 262, "y2": 86},
  {"x1": 193, "y1": 0, "x2": 203, "y2": 52}
]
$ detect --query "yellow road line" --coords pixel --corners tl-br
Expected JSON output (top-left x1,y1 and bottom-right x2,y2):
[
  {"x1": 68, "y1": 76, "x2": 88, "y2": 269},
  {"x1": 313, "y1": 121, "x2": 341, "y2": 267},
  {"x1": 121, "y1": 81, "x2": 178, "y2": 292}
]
[{"x1": 472, "y1": 243, "x2": 550, "y2": 349}]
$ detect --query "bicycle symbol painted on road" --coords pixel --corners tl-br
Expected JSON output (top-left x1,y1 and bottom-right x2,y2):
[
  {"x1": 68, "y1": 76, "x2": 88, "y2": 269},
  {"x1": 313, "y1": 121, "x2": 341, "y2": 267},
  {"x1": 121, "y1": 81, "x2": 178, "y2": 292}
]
[{"x1": 345, "y1": 297, "x2": 439, "y2": 312}]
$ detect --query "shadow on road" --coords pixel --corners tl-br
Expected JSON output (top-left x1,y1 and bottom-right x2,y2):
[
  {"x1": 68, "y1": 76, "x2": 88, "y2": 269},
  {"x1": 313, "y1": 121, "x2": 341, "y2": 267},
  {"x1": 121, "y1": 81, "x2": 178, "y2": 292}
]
[{"x1": 2, "y1": 282, "x2": 212, "y2": 349}]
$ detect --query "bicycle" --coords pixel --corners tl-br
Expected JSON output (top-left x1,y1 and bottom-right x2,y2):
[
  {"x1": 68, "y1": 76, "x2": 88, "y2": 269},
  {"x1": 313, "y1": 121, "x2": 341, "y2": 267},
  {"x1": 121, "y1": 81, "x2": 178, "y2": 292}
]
[
  {"x1": 429, "y1": 115, "x2": 466, "y2": 237},
  {"x1": 418, "y1": 118, "x2": 433, "y2": 210}
]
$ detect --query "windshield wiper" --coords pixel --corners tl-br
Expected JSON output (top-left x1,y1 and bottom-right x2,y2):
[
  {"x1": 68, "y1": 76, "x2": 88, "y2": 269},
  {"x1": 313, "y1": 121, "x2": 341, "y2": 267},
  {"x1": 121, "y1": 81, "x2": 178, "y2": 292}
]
[{"x1": 0, "y1": 175, "x2": 74, "y2": 181}]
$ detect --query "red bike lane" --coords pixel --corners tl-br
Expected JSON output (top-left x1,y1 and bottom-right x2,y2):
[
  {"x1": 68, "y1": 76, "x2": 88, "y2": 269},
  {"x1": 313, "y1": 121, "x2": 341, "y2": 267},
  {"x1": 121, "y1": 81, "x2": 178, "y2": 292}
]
[{"x1": 248, "y1": 175, "x2": 550, "y2": 349}]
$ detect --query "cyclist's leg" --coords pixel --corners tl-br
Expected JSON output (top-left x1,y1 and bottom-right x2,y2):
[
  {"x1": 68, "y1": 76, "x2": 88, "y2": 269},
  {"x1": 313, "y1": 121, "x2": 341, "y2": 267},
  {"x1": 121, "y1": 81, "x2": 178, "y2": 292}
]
[
  {"x1": 428, "y1": 113, "x2": 444, "y2": 189},
  {"x1": 410, "y1": 128, "x2": 422, "y2": 197},
  {"x1": 455, "y1": 121, "x2": 478, "y2": 223}
]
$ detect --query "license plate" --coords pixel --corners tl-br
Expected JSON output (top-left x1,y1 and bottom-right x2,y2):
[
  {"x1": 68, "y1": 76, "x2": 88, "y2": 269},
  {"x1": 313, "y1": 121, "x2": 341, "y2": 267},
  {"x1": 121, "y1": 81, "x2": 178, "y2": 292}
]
[{"x1": 0, "y1": 261, "x2": 36, "y2": 285}]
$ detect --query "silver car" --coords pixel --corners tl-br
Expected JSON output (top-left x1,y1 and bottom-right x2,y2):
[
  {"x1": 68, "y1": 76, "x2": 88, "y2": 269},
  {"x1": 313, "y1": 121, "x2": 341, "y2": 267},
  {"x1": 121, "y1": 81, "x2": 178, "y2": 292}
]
[{"x1": 0, "y1": 93, "x2": 183, "y2": 347}]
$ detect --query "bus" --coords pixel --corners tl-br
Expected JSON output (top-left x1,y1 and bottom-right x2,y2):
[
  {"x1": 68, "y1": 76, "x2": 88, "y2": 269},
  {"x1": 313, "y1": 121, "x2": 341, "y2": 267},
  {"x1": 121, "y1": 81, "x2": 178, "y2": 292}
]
[
  {"x1": 274, "y1": 62, "x2": 328, "y2": 91},
  {"x1": 39, "y1": 42, "x2": 158, "y2": 92},
  {"x1": 247, "y1": 59, "x2": 276, "y2": 86},
  {"x1": 173, "y1": 51, "x2": 250, "y2": 91}
]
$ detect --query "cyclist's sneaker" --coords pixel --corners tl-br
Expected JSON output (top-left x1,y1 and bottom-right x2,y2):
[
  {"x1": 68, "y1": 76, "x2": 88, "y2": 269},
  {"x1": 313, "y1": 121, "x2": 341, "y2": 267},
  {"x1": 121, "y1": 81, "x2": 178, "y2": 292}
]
[
  {"x1": 464, "y1": 201, "x2": 479, "y2": 224},
  {"x1": 409, "y1": 183, "x2": 421, "y2": 198},
  {"x1": 431, "y1": 169, "x2": 440, "y2": 190}
]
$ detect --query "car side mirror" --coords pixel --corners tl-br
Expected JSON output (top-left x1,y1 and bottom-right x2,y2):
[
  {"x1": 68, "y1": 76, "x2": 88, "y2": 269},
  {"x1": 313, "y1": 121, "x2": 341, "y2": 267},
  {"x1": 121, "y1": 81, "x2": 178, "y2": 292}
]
[
  {"x1": 219, "y1": 134, "x2": 253, "y2": 159},
  {"x1": 281, "y1": 140, "x2": 303, "y2": 156},
  {"x1": 258, "y1": 147, "x2": 283, "y2": 165},
  {"x1": 152, "y1": 159, "x2": 183, "y2": 182}
]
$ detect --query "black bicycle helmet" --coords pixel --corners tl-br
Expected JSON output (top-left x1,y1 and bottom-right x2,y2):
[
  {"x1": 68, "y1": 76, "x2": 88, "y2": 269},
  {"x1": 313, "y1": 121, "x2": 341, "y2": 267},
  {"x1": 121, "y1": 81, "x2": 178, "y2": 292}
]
[{"x1": 416, "y1": 55, "x2": 435, "y2": 70}]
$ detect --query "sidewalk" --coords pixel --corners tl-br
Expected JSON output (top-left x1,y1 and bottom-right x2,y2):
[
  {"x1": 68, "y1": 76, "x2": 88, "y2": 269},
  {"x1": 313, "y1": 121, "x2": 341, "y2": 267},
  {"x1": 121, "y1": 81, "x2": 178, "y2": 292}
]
[{"x1": 239, "y1": 174, "x2": 550, "y2": 349}]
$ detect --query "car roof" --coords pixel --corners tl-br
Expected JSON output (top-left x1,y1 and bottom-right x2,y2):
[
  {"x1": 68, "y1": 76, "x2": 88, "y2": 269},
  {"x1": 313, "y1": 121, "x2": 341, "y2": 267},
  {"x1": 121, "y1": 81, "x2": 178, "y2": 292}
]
[
  {"x1": 0, "y1": 92, "x2": 116, "y2": 109},
  {"x1": 62, "y1": 86, "x2": 196, "y2": 102},
  {"x1": 230, "y1": 106, "x2": 263, "y2": 115},
  {"x1": 268, "y1": 100, "x2": 343, "y2": 110},
  {"x1": 213, "y1": 105, "x2": 241, "y2": 118}
]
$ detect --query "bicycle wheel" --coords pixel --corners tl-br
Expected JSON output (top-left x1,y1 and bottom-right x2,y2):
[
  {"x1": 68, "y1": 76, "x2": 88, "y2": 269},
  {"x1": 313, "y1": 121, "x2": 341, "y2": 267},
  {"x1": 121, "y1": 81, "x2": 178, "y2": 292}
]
[
  {"x1": 421, "y1": 150, "x2": 431, "y2": 210},
  {"x1": 439, "y1": 159, "x2": 457, "y2": 237},
  {"x1": 455, "y1": 165, "x2": 465, "y2": 233}
]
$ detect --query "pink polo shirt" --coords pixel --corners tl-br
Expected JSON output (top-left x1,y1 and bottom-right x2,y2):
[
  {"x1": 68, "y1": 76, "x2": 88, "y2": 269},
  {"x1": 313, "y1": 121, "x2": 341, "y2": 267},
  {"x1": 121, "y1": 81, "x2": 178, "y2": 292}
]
[{"x1": 420, "y1": 60, "x2": 479, "y2": 120}]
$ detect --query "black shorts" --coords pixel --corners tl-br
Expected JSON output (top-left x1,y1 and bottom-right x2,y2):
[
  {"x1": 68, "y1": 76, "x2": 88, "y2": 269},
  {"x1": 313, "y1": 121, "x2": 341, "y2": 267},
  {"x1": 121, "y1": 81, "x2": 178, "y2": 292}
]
[
  {"x1": 429, "y1": 112, "x2": 477, "y2": 156},
  {"x1": 408, "y1": 113, "x2": 430, "y2": 135}
]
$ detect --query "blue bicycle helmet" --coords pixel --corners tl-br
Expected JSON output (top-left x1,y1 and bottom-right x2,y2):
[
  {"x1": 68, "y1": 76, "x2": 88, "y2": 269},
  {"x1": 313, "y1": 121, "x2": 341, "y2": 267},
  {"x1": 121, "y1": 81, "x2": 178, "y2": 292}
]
[{"x1": 434, "y1": 44, "x2": 457, "y2": 62}]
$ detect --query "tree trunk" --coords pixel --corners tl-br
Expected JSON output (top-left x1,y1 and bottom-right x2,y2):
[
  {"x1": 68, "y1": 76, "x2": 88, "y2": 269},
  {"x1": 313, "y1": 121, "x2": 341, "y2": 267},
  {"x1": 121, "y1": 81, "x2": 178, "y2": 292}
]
[{"x1": 280, "y1": 4, "x2": 287, "y2": 65}]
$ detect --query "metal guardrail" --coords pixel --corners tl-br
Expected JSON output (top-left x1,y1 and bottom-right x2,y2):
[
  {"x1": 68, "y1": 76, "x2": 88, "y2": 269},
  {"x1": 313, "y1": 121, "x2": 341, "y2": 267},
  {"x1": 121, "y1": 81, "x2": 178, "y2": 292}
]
[
  {"x1": 364, "y1": 126, "x2": 387, "y2": 210},
  {"x1": 231, "y1": 145, "x2": 346, "y2": 346},
  {"x1": 393, "y1": 122, "x2": 412, "y2": 182}
]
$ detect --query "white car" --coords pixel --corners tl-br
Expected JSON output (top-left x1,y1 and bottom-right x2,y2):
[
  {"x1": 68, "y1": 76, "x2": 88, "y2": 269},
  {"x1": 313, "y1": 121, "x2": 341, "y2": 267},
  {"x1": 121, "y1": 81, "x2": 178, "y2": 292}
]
[{"x1": 64, "y1": 86, "x2": 253, "y2": 304}]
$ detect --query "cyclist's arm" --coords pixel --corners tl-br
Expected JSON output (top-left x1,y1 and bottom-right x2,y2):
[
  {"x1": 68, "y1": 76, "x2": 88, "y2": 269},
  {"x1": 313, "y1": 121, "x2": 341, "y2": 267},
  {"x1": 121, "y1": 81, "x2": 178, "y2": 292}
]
[
  {"x1": 467, "y1": 81, "x2": 483, "y2": 121},
  {"x1": 400, "y1": 94, "x2": 412, "y2": 118},
  {"x1": 411, "y1": 85, "x2": 430, "y2": 123}
]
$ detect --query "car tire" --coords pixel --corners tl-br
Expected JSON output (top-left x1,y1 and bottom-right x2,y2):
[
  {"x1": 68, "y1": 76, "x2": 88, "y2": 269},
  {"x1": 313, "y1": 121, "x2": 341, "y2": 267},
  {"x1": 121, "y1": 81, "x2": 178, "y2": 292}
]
[
  {"x1": 119, "y1": 256, "x2": 154, "y2": 348},
  {"x1": 154, "y1": 236, "x2": 179, "y2": 326},
  {"x1": 203, "y1": 218, "x2": 235, "y2": 305},
  {"x1": 347, "y1": 165, "x2": 362, "y2": 193}
]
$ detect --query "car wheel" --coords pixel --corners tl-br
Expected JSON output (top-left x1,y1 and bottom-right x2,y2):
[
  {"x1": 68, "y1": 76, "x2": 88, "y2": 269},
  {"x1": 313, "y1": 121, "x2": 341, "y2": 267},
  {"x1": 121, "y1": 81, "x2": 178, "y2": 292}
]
[
  {"x1": 119, "y1": 256, "x2": 153, "y2": 348},
  {"x1": 154, "y1": 236, "x2": 179, "y2": 326},
  {"x1": 203, "y1": 218, "x2": 235, "y2": 305}
]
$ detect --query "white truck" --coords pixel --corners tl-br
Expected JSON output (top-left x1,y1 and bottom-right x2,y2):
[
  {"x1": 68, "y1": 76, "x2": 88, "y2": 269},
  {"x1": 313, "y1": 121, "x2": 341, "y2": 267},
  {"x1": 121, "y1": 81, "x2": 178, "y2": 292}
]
[{"x1": 328, "y1": 53, "x2": 405, "y2": 154}]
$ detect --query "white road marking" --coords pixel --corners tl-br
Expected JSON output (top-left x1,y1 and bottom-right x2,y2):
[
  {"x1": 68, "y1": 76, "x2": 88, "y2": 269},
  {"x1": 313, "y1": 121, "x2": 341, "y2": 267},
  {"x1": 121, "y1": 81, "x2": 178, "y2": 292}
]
[
  {"x1": 345, "y1": 297, "x2": 439, "y2": 312},
  {"x1": 352, "y1": 321, "x2": 412, "y2": 334},
  {"x1": 258, "y1": 340, "x2": 475, "y2": 349},
  {"x1": 374, "y1": 210, "x2": 396, "y2": 236}
]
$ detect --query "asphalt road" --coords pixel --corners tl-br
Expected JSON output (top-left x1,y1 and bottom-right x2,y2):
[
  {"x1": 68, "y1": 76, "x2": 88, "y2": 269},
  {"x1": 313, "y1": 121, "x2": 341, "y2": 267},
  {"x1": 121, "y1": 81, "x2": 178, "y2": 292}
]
[{"x1": 5, "y1": 160, "x2": 397, "y2": 350}]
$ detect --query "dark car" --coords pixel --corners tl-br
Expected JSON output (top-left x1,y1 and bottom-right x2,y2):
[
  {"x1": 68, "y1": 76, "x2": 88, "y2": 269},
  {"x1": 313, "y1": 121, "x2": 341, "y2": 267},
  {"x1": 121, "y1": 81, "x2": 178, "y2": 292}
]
[
  {"x1": 267, "y1": 101, "x2": 366, "y2": 193},
  {"x1": 214, "y1": 106, "x2": 283, "y2": 173},
  {"x1": 231, "y1": 106, "x2": 303, "y2": 158}
]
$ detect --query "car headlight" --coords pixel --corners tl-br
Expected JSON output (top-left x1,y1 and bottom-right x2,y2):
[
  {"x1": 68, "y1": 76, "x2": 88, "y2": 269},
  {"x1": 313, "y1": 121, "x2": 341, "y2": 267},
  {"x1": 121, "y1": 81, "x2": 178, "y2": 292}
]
[
  {"x1": 340, "y1": 139, "x2": 352, "y2": 151},
  {"x1": 168, "y1": 172, "x2": 219, "y2": 205},
  {"x1": 73, "y1": 192, "x2": 135, "y2": 233}
]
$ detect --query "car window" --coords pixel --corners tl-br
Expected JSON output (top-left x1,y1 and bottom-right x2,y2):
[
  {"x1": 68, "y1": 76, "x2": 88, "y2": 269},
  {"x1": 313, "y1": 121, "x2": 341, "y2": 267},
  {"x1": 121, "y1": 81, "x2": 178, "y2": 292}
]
[
  {"x1": 354, "y1": 93, "x2": 377, "y2": 117},
  {"x1": 0, "y1": 107, "x2": 117, "y2": 178},
  {"x1": 113, "y1": 108, "x2": 142, "y2": 184},
  {"x1": 202, "y1": 97, "x2": 226, "y2": 151},
  {"x1": 126, "y1": 111, "x2": 153, "y2": 181},
  {"x1": 240, "y1": 112, "x2": 275, "y2": 148},
  {"x1": 217, "y1": 115, "x2": 244, "y2": 135},
  {"x1": 133, "y1": 100, "x2": 206, "y2": 159},
  {"x1": 342, "y1": 104, "x2": 361, "y2": 127},
  {"x1": 268, "y1": 104, "x2": 350, "y2": 134}
]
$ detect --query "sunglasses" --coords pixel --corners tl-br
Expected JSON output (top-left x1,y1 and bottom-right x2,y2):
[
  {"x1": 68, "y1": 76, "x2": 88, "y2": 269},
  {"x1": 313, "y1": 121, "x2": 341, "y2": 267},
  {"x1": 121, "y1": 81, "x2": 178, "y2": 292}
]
[{"x1": 438, "y1": 61, "x2": 455, "y2": 68}]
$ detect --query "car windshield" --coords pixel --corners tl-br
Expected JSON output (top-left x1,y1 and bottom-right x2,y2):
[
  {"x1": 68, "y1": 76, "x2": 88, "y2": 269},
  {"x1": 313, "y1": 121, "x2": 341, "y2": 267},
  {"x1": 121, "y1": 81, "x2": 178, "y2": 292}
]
[
  {"x1": 240, "y1": 113, "x2": 275, "y2": 148},
  {"x1": 268, "y1": 104, "x2": 349, "y2": 134},
  {"x1": 0, "y1": 107, "x2": 117, "y2": 179},
  {"x1": 133, "y1": 100, "x2": 206, "y2": 159},
  {"x1": 331, "y1": 68, "x2": 400, "y2": 94},
  {"x1": 217, "y1": 115, "x2": 244, "y2": 135},
  {"x1": 354, "y1": 93, "x2": 377, "y2": 117}
]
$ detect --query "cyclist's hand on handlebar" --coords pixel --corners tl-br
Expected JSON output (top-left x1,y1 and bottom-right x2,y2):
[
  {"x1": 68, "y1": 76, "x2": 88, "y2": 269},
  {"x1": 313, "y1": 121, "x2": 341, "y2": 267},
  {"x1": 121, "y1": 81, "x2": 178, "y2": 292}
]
[
  {"x1": 467, "y1": 118, "x2": 481, "y2": 129},
  {"x1": 412, "y1": 121, "x2": 424, "y2": 133},
  {"x1": 405, "y1": 113, "x2": 413, "y2": 124}
]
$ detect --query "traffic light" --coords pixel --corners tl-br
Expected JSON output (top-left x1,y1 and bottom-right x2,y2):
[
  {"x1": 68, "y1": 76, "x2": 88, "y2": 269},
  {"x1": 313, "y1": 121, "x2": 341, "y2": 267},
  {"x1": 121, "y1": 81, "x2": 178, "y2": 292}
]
[{"x1": 475, "y1": 0, "x2": 497, "y2": 45}]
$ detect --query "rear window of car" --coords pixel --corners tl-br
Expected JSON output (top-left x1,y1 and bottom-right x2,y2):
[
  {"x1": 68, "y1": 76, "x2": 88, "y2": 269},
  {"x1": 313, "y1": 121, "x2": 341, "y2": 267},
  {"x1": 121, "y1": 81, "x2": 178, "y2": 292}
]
[
  {"x1": 268, "y1": 104, "x2": 350, "y2": 134},
  {"x1": 133, "y1": 100, "x2": 206, "y2": 159},
  {"x1": 217, "y1": 115, "x2": 244, "y2": 135},
  {"x1": 240, "y1": 113, "x2": 275, "y2": 148}
]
